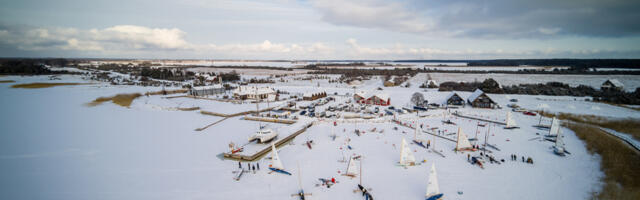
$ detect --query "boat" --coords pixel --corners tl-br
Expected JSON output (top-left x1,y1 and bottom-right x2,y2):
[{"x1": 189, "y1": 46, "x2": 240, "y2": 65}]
[
  {"x1": 553, "y1": 124, "x2": 567, "y2": 156},
  {"x1": 455, "y1": 127, "x2": 474, "y2": 151},
  {"x1": 399, "y1": 138, "x2": 417, "y2": 166},
  {"x1": 504, "y1": 111, "x2": 519, "y2": 129},
  {"x1": 268, "y1": 144, "x2": 292, "y2": 175},
  {"x1": 343, "y1": 156, "x2": 358, "y2": 177},
  {"x1": 425, "y1": 163, "x2": 444, "y2": 200},
  {"x1": 548, "y1": 117, "x2": 561, "y2": 137},
  {"x1": 248, "y1": 128, "x2": 278, "y2": 143}
]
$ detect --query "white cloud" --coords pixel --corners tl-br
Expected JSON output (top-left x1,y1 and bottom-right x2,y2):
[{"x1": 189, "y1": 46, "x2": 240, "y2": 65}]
[{"x1": 310, "y1": 0, "x2": 431, "y2": 33}]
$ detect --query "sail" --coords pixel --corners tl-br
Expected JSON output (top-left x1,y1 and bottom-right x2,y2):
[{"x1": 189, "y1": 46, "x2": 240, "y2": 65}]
[
  {"x1": 426, "y1": 163, "x2": 440, "y2": 198},
  {"x1": 555, "y1": 127, "x2": 565, "y2": 149},
  {"x1": 270, "y1": 144, "x2": 284, "y2": 170},
  {"x1": 506, "y1": 111, "x2": 517, "y2": 128},
  {"x1": 400, "y1": 138, "x2": 416, "y2": 165},
  {"x1": 346, "y1": 156, "x2": 358, "y2": 176},
  {"x1": 549, "y1": 117, "x2": 561, "y2": 136},
  {"x1": 456, "y1": 127, "x2": 473, "y2": 150}
]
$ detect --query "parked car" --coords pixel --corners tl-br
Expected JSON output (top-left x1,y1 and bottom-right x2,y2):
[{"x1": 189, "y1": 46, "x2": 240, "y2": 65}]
[
  {"x1": 523, "y1": 111, "x2": 537, "y2": 116},
  {"x1": 510, "y1": 99, "x2": 518, "y2": 102}
]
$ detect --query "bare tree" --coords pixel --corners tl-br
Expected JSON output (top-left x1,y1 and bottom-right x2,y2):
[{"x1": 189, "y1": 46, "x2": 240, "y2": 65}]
[{"x1": 411, "y1": 92, "x2": 425, "y2": 106}]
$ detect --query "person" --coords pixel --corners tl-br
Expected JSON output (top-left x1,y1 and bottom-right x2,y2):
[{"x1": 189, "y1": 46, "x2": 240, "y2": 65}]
[
  {"x1": 247, "y1": 163, "x2": 250, "y2": 169},
  {"x1": 467, "y1": 154, "x2": 470, "y2": 161},
  {"x1": 522, "y1": 156, "x2": 525, "y2": 162},
  {"x1": 252, "y1": 165, "x2": 255, "y2": 171},
  {"x1": 238, "y1": 162, "x2": 242, "y2": 169},
  {"x1": 257, "y1": 163, "x2": 260, "y2": 170}
]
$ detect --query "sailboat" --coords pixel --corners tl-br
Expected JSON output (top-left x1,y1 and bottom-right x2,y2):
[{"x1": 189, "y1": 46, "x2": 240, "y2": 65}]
[
  {"x1": 399, "y1": 138, "x2": 417, "y2": 166},
  {"x1": 268, "y1": 144, "x2": 291, "y2": 175},
  {"x1": 343, "y1": 156, "x2": 359, "y2": 177},
  {"x1": 553, "y1": 126, "x2": 569, "y2": 156},
  {"x1": 425, "y1": 163, "x2": 443, "y2": 200},
  {"x1": 455, "y1": 127, "x2": 474, "y2": 151},
  {"x1": 548, "y1": 117, "x2": 561, "y2": 137},
  {"x1": 413, "y1": 122, "x2": 427, "y2": 148},
  {"x1": 291, "y1": 163, "x2": 312, "y2": 199},
  {"x1": 504, "y1": 111, "x2": 519, "y2": 129}
]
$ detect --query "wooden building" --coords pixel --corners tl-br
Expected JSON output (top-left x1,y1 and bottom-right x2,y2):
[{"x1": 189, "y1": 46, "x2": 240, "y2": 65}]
[
  {"x1": 303, "y1": 91, "x2": 327, "y2": 101},
  {"x1": 601, "y1": 79, "x2": 624, "y2": 91},
  {"x1": 189, "y1": 85, "x2": 225, "y2": 96},
  {"x1": 467, "y1": 89, "x2": 496, "y2": 108},
  {"x1": 444, "y1": 92, "x2": 464, "y2": 105}
]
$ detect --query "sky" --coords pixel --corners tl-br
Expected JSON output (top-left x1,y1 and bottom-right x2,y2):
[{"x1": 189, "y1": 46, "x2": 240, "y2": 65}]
[{"x1": 0, "y1": 0, "x2": 639, "y2": 60}]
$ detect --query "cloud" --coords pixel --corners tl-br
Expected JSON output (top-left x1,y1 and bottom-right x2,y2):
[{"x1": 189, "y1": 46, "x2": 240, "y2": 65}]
[
  {"x1": 0, "y1": 24, "x2": 334, "y2": 58},
  {"x1": 310, "y1": 0, "x2": 431, "y2": 33},
  {"x1": 309, "y1": 0, "x2": 640, "y2": 39}
]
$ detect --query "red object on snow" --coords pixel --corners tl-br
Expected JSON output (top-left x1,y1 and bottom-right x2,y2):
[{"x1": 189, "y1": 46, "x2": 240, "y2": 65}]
[{"x1": 331, "y1": 178, "x2": 335, "y2": 183}]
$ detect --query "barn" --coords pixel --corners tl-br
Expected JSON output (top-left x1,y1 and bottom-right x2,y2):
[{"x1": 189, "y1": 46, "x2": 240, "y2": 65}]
[
  {"x1": 303, "y1": 91, "x2": 327, "y2": 101},
  {"x1": 467, "y1": 89, "x2": 496, "y2": 108},
  {"x1": 601, "y1": 79, "x2": 624, "y2": 91},
  {"x1": 444, "y1": 92, "x2": 464, "y2": 106},
  {"x1": 189, "y1": 85, "x2": 225, "y2": 96},
  {"x1": 354, "y1": 91, "x2": 391, "y2": 106}
]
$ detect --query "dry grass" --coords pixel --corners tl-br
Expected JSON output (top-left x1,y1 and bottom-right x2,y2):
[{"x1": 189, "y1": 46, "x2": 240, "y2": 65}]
[
  {"x1": 566, "y1": 123, "x2": 640, "y2": 199},
  {"x1": 0, "y1": 80, "x2": 15, "y2": 83},
  {"x1": 144, "y1": 89, "x2": 188, "y2": 96},
  {"x1": 87, "y1": 93, "x2": 142, "y2": 108},
  {"x1": 177, "y1": 107, "x2": 200, "y2": 111},
  {"x1": 11, "y1": 82, "x2": 87, "y2": 89},
  {"x1": 86, "y1": 89, "x2": 188, "y2": 108},
  {"x1": 538, "y1": 111, "x2": 640, "y2": 141}
]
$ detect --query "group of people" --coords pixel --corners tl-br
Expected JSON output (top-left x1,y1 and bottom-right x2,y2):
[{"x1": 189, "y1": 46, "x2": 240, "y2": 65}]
[
  {"x1": 238, "y1": 161, "x2": 260, "y2": 172},
  {"x1": 510, "y1": 154, "x2": 534, "y2": 164}
]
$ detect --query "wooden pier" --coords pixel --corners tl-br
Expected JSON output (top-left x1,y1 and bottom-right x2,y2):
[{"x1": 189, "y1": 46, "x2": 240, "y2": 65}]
[
  {"x1": 452, "y1": 112, "x2": 506, "y2": 125},
  {"x1": 242, "y1": 116, "x2": 297, "y2": 124},
  {"x1": 223, "y1": 122, "x2": 313, "y2": 161}
]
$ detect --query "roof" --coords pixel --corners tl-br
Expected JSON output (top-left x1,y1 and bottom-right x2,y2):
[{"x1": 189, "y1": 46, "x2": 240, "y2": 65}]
[
  {"x1": 303, "y1": 91, "x2": 324, "y2": 98},
  {"x1": 374, "y1": 92, "x2": 390, "y2": 101},
  {"x1": 192, "y1": 84, "x2": 223, "y2": 90},
  {"x1": 427, "y1": 79, "x2": 438, "y2": 85},
  {"x1": 467, "y1": 89, "x2": 485, "y2": 102},
  {"x1": 233, "y1": 86, "x2": 276, "y2": 95},
  {"x1": 604, "y1": 79, "x2": 624, "y2": 88}
]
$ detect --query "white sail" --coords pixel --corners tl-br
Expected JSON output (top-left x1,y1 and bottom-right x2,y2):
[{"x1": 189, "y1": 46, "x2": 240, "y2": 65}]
[
  {"x1": 506, "y1": 111, "x2": 517, "y2": 128},
  {"x1": 345, "y1": 156, "x2": 358, "y2": 176},
  {"x1": 270, "y1": 144, "x2": 284, "y2": 170},
  {"x1": 549, "y1": 117, "x2": 561, "y2": 136},
  {"x1": 555, "y1": 127, "x2": 565, "y2": 149},
  {"x1": 426, "y1": 163, "x2": 440, "y2": 198},
  {"x1": 456, "y1": 127, "x2": 473, "y2": 150},
  {"x1": 400, "y1": 138, "x2": 416, "y2": 165}
]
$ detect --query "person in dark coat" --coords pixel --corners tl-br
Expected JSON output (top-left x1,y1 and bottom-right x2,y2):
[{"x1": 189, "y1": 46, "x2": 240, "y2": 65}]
[
  {"x1": 522, "y1": 156, "x2": 525, "y2": 162},
  {"x1": 238, "y1": 162, "x2": 242, "y2": 168},
  {"x1": 257, "y1": 163, "x2": 260, "y2": 170}
]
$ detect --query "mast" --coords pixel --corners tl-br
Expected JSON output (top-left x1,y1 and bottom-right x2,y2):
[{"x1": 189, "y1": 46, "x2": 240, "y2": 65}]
[{"x1": 359, "y1": 156, "x2": 363, "y2": 185}]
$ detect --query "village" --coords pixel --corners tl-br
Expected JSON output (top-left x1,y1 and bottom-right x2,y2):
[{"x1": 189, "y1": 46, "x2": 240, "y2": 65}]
[
  {"x1": 2, "y1": 63, "x2": 639, "y2": 200},
  {"x1": 104, "y1": 69, "x2": 634, "y2": 200}
]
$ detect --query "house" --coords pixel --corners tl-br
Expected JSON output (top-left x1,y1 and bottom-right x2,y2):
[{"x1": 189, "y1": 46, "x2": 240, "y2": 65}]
[
  {"x1": 303, "y1": 91, "x2": 327, "y2": 101},
  {"x1": 444, "y1": 92, "x2": 464, "y2": 106},
  {"x1": 233, "y1": 86, "x2": 278, "y2": 100},
  {"x1": 189, "y1": 85, "x2": 225, "y2": 96},
  {"x1": 601, "y1": 79, "x2": 624, "y2": 91},
  {"x1": 354, "y1": 91, "x2": 391, "y2": 106},
  {"x1": 426, "y1": 79, "x2": 439, "y2": 88},
  {"x1": 467, "y1": 89, "x2": 496, "y2": 108}
]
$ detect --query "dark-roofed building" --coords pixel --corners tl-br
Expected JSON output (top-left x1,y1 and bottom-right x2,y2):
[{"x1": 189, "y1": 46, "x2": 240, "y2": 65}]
[
  {"x1": 467, "y1": 89, "x2": 496, "y2": 108},
  {"x1": 601, "y1": 79, "x2": 624, "y2": 91},
  {"x1": 444, "y1": 92, "x2": 464, "y2": 106}
]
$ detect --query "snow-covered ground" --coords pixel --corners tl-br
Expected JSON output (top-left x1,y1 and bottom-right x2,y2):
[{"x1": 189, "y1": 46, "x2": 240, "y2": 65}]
[{"x1": 3, "y1": 73, "x2": 638, "y2": 200}]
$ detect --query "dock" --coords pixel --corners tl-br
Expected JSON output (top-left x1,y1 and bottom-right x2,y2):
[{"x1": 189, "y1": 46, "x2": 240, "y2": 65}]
[
  {"x1": 452, "y1": 112, "x2": 506, "y2": 125},
  {"x1": 242, "y1": 116, "x2": 297, "y2": 124},
  {"x1": 223, "y1": 121, "x2": 313, "y2": 161}
]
